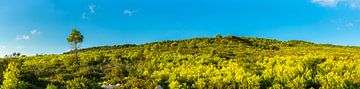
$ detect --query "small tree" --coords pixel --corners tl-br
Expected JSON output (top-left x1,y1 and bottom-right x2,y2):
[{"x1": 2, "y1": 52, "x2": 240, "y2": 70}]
[
  {"x1": 4, "y1": 52, "x2": 22, "y2": 58},
  {"x1": 67, "y1": 28, "x2": 84, "y2": 60},
  {"x1": 12, "y1": 52, "x2": 20, "y2": 57},
  {"x1": 224, "y1": 35, "x2": 236, "y2": 40},
  {"x1": 215, "y1": 34, "x2": 222, "y2": 39}
]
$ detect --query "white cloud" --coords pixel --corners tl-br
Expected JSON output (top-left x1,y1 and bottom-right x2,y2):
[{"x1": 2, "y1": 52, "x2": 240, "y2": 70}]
[
  {"x1": 312, "y1": 0, "x2": 360, "y2": 9},
  {"x1": 346, "y1": 22, "x2": 354, "y2": 27},
  {"x1": 89, "y1": 4, "x2": 96, "y2": 14},
  {"x1": 312, "y1": 0, "x2": 339, "y2": 7},
  {"x1": 82, "y1": 4, "x2": 96, "y2": 20},
  {"x1": 16, "y1": 30, "x2": 41, "y2": 41},
  {"x1": 16, "y1": 35, "x2": 30, "y2": 41},
  {"x1": 123, "y1": 10, "x2": 135, "y2": 16},
  {"x1": 348, "y1": 0, "x2": 360, "y2": 8},
  {"x1": 31, "y1": 29, "x2": 41, "y2": 35}
]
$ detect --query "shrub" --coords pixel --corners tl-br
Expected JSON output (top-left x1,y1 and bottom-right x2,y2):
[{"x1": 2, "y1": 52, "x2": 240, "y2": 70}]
[{"x1": 66, "y1": 77, "x2": 100, "y2": 89}]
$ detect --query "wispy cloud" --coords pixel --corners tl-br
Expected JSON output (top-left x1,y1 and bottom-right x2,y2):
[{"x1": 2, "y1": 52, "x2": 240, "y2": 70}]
[
  {"x1": 89, "y1": 4, "x2": 96, "y2": 14},
  {"x1": 348, "y1": 0, "x2": 360, "y2": 8},
  {"x1": 82, "y1": 4, "x2": 96, "y2": 20},
  {"x1": 16, "y1": 35, "x2": 30, "y2": 41},
  {"x1": 312, "y1": 0, "x2": 360, "y2": 9},
  {"x1": 16, "y1": 30, "x2": 41, "y2": 41},
  {"x1": 31, "y1": 29, "x2": 41, "y2": 35},
  {"x1": 312, "y1": 0, "x2": 339, "y2": 7},
  {"x1": 331, "y1": 18, "x2": 359, "y2": 30},
  {"x1": 123, "y1": 9, "x2": 136, "y2": 16},
  {"x1": 346, "y1": 22, "x2": 354, "y2": 28}
]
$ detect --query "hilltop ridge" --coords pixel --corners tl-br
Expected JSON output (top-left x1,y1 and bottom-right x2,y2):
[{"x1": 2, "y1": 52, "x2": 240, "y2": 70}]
[{"x1": 70, "y1": 36, "x2": 314, "y2": 53}]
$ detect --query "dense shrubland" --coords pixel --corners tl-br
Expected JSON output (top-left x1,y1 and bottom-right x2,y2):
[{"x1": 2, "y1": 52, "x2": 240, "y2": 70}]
[{"x1": 1, "y1": 35, "x2": 360, "y2": 89}]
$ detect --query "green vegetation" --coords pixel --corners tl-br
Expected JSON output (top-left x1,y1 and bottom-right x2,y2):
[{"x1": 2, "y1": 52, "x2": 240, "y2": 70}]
[
  {"x1": 1, "y1": 34, "x2": 360, "y2": 89},
  {"x1": 1, "y1": 62, "x2": 31, "y2": 89}
]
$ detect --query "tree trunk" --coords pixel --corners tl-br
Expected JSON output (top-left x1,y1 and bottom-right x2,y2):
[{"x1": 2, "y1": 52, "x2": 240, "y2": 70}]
[
  {"x1": 74, "y1": 42, "x2": 77, "y2": 59},
  {"x1": 74, "y1": 41, "x2": 80, "y2": 71}
]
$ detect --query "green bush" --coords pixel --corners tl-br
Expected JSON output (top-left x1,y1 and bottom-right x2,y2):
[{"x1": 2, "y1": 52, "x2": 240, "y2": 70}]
[
  {"x1": 66, "y1": 77, "x2": 100, "y2": 89},
  {"x1": 46, "y1": 84, "x2": 58, "y2": 89}
]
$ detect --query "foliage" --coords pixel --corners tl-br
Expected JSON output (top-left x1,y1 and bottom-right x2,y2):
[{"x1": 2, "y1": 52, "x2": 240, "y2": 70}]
[
  {"x1": 67, "y1": 28, "x2": 84, "y2": 48},
  {"x1": 46, "y1": 84, "x2": 58, "y2": 89},
  {"x1": 0, "y1": 62, "x2": 31, "y2": 89},
  {"x1": 66, "y1": 77, "x2": 100, "y2": 89},
  {"x1": 1, "y1": 35, "x2": 360, "y2": 88}
]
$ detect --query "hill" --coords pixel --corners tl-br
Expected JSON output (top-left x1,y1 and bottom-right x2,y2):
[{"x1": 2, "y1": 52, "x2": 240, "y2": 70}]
[{"x1": 1, "y1": 35, "x2": 360, "y2": 89}]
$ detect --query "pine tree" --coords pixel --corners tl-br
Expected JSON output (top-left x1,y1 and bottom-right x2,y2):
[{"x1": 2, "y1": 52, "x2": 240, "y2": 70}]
[{"x1": 67, "y1": 28, "x2": 84, "y2": 64}]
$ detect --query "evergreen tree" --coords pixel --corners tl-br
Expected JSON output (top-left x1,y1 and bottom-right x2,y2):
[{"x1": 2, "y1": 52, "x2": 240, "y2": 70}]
[{"x1": 67, "y1": 28, "x2": 84, "y2": 63}]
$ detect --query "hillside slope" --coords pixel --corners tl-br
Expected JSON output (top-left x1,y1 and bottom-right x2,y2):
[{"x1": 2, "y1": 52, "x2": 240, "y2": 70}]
[{"x1": 1, "y1": 35, "x2": 360, "y2": 89}]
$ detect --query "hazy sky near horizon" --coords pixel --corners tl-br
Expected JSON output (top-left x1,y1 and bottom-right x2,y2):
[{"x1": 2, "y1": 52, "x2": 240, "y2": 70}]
[{"x1": 0, "y1": 0, "x2": 360, "y2": 56}]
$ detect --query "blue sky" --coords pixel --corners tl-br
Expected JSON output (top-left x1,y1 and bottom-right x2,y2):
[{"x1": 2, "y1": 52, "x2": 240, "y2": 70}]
[{"x1": 0, "y1": 0, "x2": 360, "y2": 56}]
